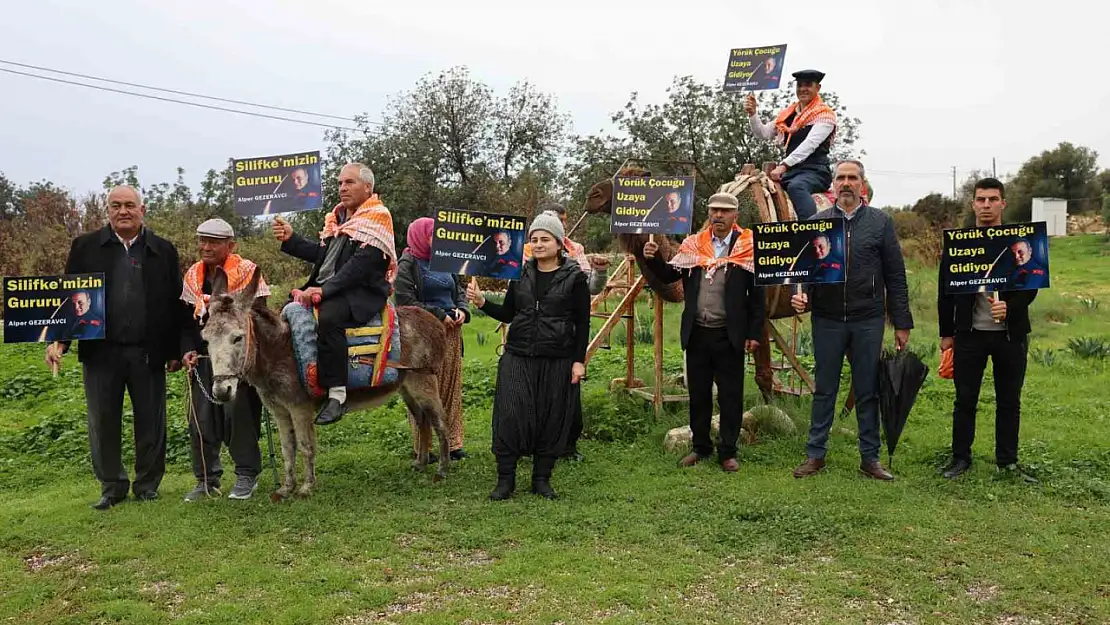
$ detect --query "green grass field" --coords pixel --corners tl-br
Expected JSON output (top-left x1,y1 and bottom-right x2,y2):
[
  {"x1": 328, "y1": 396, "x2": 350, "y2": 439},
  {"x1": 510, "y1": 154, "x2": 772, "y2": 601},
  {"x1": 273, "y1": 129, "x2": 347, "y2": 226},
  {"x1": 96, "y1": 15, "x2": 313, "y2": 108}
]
[{"x1": 1, "y1": 235, "x2": 1108, "y2": 624}]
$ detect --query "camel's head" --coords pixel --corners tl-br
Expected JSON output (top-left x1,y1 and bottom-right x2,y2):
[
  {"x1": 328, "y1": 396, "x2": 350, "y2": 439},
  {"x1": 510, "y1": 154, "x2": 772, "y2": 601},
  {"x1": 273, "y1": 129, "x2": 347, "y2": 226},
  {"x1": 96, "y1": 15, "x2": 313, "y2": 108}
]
[
  {"x1": 201, "y1": 266, "x2": 264, "y2": 403},
  {"x1": 583, "y1": 165, "x2": 651, "y2": 214}
]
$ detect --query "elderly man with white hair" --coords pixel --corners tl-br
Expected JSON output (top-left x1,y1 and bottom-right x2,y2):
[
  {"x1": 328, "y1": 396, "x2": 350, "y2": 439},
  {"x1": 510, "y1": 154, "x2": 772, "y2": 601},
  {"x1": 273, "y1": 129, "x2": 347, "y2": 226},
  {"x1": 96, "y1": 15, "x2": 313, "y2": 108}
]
[
  {"x1": 45, "y1": 185, "x2": 192, "y2": 510},
  {"x1": 272, "y1": 162, "x2": 398, "y2": 425}
]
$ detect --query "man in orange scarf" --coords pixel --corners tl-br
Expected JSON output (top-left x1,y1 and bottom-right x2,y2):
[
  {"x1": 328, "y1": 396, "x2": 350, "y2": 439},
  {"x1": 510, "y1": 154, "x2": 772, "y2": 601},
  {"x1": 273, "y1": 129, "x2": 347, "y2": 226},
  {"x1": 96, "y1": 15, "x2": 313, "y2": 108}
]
[
  {"x1": 643, "y1": 193, "x2": 765, "y2": 472},
  {"x1": 273, "y1": 162, "x2": 397, "y2": 425},
  {"x1": 180, "y1": 218, "x2": 268, "y2": 501},
  {"x1": 745, "y1": 69, "x2": 837, "y2": 220}
]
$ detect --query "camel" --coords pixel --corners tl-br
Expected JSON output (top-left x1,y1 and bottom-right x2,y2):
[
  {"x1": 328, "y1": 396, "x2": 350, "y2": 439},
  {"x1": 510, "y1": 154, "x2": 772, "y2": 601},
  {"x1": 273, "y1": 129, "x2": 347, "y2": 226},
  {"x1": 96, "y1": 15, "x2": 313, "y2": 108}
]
[{"x1": 200, "y1": 266, "x2": 451, "y2": 500}]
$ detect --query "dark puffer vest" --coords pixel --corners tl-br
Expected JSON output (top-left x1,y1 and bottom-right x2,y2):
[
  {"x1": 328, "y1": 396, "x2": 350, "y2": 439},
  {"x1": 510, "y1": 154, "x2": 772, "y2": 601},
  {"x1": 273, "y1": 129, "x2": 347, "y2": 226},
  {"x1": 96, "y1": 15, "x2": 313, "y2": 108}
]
[{"x1": 504, "y1": 261, "x2": 583, "y2": 359}]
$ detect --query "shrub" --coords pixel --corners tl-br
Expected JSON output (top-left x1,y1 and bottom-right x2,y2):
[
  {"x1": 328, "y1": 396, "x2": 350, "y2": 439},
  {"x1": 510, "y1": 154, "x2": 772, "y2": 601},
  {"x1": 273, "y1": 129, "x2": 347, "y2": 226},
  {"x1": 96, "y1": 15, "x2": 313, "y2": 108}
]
[
  {"x1": 1030, "y1": 348, "x2": 1059, "y2": 367},
  {"x1": 580, "y1": 387, "x2": 654, "y2": 443},
  {"x1": 891, "y1": 211, "x2": 928, "y2": 241},
  {"x1": 1067, "y1": 336, "x2": 1110, "y2": 360}
]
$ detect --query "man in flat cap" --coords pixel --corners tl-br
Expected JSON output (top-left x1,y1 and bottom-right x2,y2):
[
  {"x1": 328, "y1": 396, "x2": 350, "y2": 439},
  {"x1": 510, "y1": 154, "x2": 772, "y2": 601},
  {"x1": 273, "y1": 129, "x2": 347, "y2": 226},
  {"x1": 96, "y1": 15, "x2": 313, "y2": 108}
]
[
  {"x1": 180, "y1": 218, "x2": 269, "y2": 501},
  {"x1": 745, "y1": 69, "x2": 838, "y2": 220},
  {"x1": 642, "y1": 192, "x2": 764, "y2": 472}
]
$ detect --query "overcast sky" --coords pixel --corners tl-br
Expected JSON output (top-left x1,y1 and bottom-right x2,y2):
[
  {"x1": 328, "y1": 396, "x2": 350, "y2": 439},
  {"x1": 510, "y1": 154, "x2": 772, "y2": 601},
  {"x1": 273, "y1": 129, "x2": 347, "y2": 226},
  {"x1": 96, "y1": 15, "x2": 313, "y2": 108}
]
[{"x1": 2, "y1": 0, "x2": 1107, "y2": 208}]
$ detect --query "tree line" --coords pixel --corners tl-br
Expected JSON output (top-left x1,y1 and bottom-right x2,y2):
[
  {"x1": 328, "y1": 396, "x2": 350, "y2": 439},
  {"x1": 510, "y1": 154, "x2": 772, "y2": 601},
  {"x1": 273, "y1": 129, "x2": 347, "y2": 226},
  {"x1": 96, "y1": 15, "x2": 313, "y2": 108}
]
[{"x1": 1, "y1": 65, "x2": 1106, "y2": 288}]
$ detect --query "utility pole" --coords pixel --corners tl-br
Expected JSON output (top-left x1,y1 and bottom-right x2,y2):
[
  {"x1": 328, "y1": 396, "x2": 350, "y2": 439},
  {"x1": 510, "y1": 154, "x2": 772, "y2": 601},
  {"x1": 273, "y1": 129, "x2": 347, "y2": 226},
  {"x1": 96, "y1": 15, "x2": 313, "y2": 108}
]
[
  {"x1": 992, "y1": 157, "x2": 997, "y2": 178},
  {"x1": 952, "y1": 166, "x2": 957, "y2": 199}
]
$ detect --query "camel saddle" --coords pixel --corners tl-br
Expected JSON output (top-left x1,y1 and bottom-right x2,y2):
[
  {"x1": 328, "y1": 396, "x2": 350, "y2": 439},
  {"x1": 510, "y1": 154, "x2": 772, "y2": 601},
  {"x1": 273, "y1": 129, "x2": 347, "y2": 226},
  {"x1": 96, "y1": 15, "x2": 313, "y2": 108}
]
[{"x1": 282, "y1": 302, "x2": 402, "y2": 399}]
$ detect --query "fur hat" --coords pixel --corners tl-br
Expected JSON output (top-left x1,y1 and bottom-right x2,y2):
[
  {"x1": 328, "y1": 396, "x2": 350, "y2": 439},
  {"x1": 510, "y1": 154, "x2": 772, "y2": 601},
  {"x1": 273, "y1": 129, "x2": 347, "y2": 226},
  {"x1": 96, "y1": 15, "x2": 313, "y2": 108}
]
[{"x1": 527, "y1": 210, "x2": 565, "y2": 244}]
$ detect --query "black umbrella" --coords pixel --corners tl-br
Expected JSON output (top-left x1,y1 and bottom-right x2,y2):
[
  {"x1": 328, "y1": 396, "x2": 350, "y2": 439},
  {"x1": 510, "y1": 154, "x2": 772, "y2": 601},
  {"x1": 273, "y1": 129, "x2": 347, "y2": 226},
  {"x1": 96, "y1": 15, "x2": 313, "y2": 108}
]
[{"x1": 878, "y1": 348, "x2": 928, "y2": 465}]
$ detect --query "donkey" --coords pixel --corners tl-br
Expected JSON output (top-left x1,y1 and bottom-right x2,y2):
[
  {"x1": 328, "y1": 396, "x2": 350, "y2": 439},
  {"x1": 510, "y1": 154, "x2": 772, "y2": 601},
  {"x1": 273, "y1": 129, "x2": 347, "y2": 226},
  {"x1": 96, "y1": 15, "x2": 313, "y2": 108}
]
[{"x1": 200, "y1": 266, "x2": 452, "y2": 500}]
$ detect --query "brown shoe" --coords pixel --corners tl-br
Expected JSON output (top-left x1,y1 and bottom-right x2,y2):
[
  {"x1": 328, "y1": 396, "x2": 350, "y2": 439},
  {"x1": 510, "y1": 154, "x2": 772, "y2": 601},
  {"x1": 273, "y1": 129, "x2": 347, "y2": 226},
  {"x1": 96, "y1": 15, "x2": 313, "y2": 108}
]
[
  {"x1": 720, "y1": 458, "x2": 739, "y2": 473},
  {"x1": 860, "y1": 460, "x2": 895, "y2": 481},
  {"x1": 792, "y1": 457, "x2": 826, "y2": 478},
  {"x1": 678, "y1": 453, "x2": 703, "y2": 468}
]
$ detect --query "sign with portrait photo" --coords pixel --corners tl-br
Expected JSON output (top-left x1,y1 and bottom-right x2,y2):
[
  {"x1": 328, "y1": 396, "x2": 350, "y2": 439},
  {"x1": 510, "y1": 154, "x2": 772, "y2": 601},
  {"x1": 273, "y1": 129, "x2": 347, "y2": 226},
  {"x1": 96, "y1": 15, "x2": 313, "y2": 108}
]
[
  {"x1": 752, "y1": 218, "x2": 846, "y2": 285},
  {"x1": 429, "y1": 209, "x2": 527, "y2": 280},
  {"x1": 723, "y1": 44, "x2": 788, "y2": 91},
  {"x1": 940, "y1": 222, "x2": 1050, "y2": 295},
  {"x1": 3, "y1": 273, "x2": 106, "y2": 343},
  {"x1": 232, "y1": 150, "x2": 323, "y2": 216},
  {"x1": 609, "y1": 176, "x2": 696, "y2": 235}
]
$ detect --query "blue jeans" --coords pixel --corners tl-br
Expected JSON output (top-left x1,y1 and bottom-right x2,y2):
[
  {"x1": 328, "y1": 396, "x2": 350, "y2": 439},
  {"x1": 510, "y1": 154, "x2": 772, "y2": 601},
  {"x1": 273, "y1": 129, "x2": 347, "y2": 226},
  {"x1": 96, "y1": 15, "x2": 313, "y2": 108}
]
[
  {"x1": 782, "y1": 164, "x2": 831, "y2": 220},
  {"x1": 806, "y1": 315, "x2": 884, "y2": 462}
]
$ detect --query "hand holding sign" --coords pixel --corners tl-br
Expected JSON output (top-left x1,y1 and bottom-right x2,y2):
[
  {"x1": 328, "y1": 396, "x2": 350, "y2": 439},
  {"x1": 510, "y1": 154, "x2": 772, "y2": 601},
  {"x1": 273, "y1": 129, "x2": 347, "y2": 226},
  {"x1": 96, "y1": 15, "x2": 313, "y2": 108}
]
[
  {"x1": 643, "y1": 240, "x2": 659, "y2": 259},
  {"x1": 272, "y1": 216, "x2": 293, "y2": 242},
  {"x1": 465, "y1": 279, "x2": 486, "y2": 308},
  {"x1": 44, "y1": 341, "x2": 64, "y2": 375},
  {"x1": 989, "y1": 296, "x2": 1007, "y2": 321},
  {"x1": 744, "y1": 93, "x2": 757, "y2": 116},
  {"x1": 791, "y1": 292, "x2": 808, "y2": 314}
]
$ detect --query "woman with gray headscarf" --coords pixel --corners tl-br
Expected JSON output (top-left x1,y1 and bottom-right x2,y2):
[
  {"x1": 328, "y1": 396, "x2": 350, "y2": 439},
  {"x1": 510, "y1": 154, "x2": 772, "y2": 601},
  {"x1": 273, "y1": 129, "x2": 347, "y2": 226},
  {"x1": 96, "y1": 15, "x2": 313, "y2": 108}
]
[{"x1": 465, "y1": 211, "x2": 590, "y2": 500}]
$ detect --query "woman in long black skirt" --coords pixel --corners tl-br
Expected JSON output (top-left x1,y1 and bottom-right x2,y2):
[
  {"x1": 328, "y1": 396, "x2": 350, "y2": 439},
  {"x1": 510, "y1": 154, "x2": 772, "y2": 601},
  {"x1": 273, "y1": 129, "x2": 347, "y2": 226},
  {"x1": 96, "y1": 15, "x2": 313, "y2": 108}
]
[{"x1": 465, "y1": 211, "x2": 590, "y2": 500}]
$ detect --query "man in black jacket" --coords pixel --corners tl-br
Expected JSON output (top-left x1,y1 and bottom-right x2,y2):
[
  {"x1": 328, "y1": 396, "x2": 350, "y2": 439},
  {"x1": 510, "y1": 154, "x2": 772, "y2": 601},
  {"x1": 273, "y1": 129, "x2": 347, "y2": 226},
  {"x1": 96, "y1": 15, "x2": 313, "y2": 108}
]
[
  {"x1": 939, "y1": 178, "x2": 1038, "y2": 481},
  {"x1": 44, "y1": 185, "x2": 191, "y2": 510},
  {"x1": 272, "y1": 163, "x2": 393, "y2": 425},
  {"x1": 791, "y1": 160, "x2": 913, "y2": 481},
  {"x1": 644, "y1": 192, "x2": 765, "y2": 472}
]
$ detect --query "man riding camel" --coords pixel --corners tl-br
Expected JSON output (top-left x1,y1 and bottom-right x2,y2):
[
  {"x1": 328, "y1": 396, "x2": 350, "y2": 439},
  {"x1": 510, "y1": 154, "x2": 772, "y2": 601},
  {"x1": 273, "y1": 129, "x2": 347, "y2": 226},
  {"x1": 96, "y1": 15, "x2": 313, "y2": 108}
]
[
  {"x1": 272, "y1": 162, "x2": 397, "y2": 426},
  {"x1": 745, "y1": 69, "x2": 838, "y2": 220}
]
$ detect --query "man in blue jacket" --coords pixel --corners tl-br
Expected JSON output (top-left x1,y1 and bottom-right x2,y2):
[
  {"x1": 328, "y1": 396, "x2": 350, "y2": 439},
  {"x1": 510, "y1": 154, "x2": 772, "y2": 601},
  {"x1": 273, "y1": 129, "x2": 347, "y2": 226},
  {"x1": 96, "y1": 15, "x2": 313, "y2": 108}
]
[{"x1": 791, "y1": 160, "x2": 913, "y2": 481}]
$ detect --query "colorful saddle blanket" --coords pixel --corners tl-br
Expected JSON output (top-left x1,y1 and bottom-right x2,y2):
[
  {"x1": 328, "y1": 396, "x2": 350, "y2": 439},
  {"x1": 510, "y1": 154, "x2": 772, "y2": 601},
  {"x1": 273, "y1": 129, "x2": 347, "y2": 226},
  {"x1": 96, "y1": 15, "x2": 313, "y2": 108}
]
[{"x1": 282, "y1": 302, "x2": 402, "y2": 399}]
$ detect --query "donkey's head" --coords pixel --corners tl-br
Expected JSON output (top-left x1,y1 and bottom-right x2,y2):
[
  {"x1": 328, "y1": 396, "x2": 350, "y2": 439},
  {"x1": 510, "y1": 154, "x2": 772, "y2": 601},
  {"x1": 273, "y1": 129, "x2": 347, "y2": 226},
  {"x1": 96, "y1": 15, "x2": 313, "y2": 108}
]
[{"x1": 201, "y1": 265, "x2": 264, "y2": 403}]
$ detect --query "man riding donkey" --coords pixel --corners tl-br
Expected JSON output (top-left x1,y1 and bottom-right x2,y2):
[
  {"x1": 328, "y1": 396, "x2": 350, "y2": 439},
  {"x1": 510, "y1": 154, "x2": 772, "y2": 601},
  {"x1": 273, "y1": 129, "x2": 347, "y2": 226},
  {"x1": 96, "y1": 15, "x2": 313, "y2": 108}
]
[
  {"x1": 180, "y1": 218, "x2": 269, "y2": 502},
  {"x1": 272, "y1": 162, "x2": 398, "y2": 425}
]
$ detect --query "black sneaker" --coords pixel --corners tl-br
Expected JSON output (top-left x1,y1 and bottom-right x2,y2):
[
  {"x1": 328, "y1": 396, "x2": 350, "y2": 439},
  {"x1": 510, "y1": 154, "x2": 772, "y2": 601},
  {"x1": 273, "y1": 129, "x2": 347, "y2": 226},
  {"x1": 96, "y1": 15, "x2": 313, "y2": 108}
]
[
  {"x1": 315, "y1": 399, "x2": 348, "y2": 425},
  {"x1": 134, "y1": 490, "x2": 159, "y2": 502},
  {"x1": 450, "y1": 449, "x2": 468, "y2": 461}
]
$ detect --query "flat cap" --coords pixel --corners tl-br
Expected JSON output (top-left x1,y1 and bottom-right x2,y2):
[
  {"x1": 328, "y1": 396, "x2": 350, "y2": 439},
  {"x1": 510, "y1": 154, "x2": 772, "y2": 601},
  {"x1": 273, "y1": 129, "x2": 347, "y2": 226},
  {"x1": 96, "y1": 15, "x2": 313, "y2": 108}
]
[
  {"x1": 707, "y1": 192, "x2": 739, "y2": 211},
  {"x1": 196, "y1": 218, "x2": 235, "y2": 239},
  {"x1": 792, "y1": 69, "x2": 825, "y2": 83}
]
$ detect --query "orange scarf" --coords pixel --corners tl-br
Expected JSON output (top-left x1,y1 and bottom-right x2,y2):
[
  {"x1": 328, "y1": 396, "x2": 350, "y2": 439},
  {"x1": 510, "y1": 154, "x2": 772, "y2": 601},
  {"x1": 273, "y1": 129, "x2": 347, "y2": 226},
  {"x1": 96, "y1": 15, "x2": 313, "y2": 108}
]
[
  {"x1": 181, "y1": 254, "x2": 270, "y2": 319},
  {"x1": 774, "y1": 95, "x2": 838, "y2": 146},
  {"x1": 319, "y1": 194, "x2": 398, "y2": 283},
  {"x1": 668, "y1": 225, "x2": 754, "y2": 282}
]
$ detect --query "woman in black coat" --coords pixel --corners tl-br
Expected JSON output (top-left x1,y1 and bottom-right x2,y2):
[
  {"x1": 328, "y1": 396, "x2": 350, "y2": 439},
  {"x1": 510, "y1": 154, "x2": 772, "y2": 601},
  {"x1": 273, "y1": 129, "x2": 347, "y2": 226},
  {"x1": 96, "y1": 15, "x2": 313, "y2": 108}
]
[{"x1": 465, "y1": 211, "x2": 590, "y2": 500}]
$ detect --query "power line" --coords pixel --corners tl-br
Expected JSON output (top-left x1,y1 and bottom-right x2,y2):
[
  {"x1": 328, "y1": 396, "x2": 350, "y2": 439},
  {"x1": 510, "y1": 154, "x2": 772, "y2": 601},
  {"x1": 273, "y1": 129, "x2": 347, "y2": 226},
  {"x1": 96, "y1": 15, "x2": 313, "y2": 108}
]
[
  {"x1": 0, "y1": 66, "x2": 376, "y2": 133},
  {"x1": 0, "y1": 58, "x2": 383, "y2": 125}
]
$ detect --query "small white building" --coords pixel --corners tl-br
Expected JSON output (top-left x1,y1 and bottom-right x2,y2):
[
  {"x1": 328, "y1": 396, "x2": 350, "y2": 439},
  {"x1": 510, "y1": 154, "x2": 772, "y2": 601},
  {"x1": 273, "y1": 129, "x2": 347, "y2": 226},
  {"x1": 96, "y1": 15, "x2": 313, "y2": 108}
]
[{"x1": 1031, "y1": 197, "x2": 1068, "y2": 236}]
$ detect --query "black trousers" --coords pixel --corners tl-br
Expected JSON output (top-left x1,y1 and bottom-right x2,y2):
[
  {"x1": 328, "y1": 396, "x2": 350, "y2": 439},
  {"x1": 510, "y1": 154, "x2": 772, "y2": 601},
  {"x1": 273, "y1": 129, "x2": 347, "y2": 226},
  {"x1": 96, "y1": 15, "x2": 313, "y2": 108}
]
[
  {"x1": 81, "y1": 346, "x2": 166, "y2": 498},
  {"x1": 317, "y1": 296, "x2": 357, "y2": 389},
  {"x1": 686, "y1": 326, "x2": 745, "y2": 459},
  {"x1": 188, "y1": 358, "x2": 262, "y2": 486},
  {"x1": 952, "y1": 330, "x2": 1029, "y2": 466}
]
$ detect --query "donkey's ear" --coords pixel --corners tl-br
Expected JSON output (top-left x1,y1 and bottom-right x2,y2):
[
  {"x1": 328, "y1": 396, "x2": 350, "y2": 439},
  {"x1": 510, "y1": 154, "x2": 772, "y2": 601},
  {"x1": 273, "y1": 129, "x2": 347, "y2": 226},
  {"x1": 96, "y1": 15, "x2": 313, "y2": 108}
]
[
  {"x1": 235, "y1": 266, "x2": 263, "y2": 308},
  {"x1": 210, "y1": 266, "x2": 229, "y2": 297}
]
